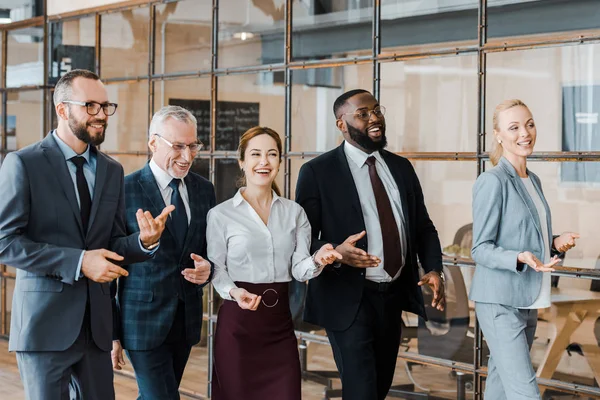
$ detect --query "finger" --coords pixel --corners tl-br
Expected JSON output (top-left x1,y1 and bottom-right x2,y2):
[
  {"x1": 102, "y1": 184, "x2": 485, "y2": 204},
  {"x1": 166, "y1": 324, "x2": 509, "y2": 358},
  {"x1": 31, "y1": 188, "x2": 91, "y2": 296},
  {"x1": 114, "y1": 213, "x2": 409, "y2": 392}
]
[
  {"x1": 331, "y1": 250, "x2": 343, "y2": 260},
  {"x1": 570, "y1": 232, "x2": 581, "y2": 239},
  {"x1": 322, "y1": 243, "x2": 334, "y2": 251},
  {"x1": 136, "y1": 209, "x2": 151, "y2": 231},
  {"x1": 250, "y1": 295, "x2": 261, "y2": 311},
  {"x1": 108, "y1": 264, "x2": 129, "y2": 277},
  {"x1": 345, "y1": 230, "x2": 366, "y2": 244},
  {"x1": 190, "y1": 253, "x2": 205, "y2": 262},
  {"x1": 144, "y1": 211, "x2": 159, "y2": 230},
  {"x1": 157, "y1": 205, "x2": 176, "y2": 222},
  {"x1": 102, "y1": 249, "x2": 124, "y2": 261}
]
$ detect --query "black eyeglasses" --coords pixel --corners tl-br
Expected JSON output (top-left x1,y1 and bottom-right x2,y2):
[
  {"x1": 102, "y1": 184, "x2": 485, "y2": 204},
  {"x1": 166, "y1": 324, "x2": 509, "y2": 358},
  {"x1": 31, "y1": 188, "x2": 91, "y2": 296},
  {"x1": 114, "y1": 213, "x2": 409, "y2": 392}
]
[
  {"x1": 62, "y1": 100, "x2": 118, "y2": 116},
  {"x1": 342, "y1": 106, "x2": 386, "y2": 121},
  {"x1": 154, "y1": 134, "x2": 203, "y2": 153}
]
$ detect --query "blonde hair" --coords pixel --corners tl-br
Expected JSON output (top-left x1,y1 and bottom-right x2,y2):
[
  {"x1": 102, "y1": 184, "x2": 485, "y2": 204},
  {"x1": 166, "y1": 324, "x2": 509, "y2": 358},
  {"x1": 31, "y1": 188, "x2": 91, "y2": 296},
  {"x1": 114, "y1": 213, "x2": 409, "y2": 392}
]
[
  {"x1": 490, "y1": 99, "x2": 529, "y2": 166},
  {"x1": 237, "y1": 126, "x2": 282, "y2": 196}
]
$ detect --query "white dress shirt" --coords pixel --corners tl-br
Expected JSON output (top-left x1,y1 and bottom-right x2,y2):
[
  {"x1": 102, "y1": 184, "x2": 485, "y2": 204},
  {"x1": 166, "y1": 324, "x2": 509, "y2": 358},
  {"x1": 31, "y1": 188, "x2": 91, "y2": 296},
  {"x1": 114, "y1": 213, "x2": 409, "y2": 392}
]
[
  {"x1": 149, "y1": 159, "x2": 191, "y2": 224},
  {"x1": 520, "y1": 177, "x2": 551, "y2": 309},
  {"x1": 344, "y1": 141, "x2": 407, "y2": 283},
  {"x1": 207, "y1": 188, "x2": 322, "y2": 300}
]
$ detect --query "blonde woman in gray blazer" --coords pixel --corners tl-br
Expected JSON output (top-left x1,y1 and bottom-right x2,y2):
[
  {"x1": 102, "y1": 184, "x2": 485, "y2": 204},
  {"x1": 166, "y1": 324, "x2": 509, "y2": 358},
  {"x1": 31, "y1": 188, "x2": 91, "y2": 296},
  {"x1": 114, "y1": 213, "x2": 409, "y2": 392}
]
[{"x1": 470, "y1": 99, "x2": 580, "y2": 399}]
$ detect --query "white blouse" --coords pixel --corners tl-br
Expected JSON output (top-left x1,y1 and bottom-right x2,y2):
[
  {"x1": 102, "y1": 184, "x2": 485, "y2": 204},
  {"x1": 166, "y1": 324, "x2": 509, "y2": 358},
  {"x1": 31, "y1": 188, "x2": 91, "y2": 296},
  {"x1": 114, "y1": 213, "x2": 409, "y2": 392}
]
[{"x1": 207, "y1": 189, "x2": 322, "y2": 300}]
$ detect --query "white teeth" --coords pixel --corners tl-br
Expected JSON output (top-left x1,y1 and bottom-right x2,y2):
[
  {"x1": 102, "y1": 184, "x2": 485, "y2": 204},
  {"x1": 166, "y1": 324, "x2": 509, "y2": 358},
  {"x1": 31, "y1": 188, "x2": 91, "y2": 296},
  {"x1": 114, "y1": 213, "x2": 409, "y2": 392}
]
[{"x1": 368, "y1": 127, "x2": 380, "y2": 132}]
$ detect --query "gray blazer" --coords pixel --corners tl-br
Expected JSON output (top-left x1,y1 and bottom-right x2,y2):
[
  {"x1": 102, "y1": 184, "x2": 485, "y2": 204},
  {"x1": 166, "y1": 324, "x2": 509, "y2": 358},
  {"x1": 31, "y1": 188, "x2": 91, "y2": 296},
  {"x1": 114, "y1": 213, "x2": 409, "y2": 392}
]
[
  {"x1": 469, "y1": 157, "x2": 558, "y2": 307},
  {"x1": 0, "y1": 133, "x2": 150, "y2": 352}
]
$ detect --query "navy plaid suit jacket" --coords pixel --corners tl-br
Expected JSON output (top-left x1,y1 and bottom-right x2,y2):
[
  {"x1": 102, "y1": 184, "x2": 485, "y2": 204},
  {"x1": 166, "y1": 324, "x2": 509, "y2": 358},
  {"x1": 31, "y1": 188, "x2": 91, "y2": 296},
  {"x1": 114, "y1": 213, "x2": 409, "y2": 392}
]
[{"x1": 112, "y1": 163, "x2": 216, "y2": 350}]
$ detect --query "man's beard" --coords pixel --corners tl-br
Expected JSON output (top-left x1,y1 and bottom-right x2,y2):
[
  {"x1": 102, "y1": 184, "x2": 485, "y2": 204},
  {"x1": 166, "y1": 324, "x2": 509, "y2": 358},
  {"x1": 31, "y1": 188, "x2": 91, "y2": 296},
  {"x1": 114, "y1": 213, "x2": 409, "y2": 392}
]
[
  {"x1": 69, "y1": 117, "x2": 106, "y2": 147},
  {"x1": 347, "y1": 123, "x2": 387, "y2": 152}
]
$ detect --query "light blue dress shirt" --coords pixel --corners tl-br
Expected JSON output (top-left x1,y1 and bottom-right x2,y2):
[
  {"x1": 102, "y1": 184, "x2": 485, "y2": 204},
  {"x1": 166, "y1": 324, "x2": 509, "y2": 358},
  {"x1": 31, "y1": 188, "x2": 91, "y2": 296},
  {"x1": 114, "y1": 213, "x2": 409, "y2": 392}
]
[{"x1": 51, "y1": 131, "x2": 153, "y2": 281}]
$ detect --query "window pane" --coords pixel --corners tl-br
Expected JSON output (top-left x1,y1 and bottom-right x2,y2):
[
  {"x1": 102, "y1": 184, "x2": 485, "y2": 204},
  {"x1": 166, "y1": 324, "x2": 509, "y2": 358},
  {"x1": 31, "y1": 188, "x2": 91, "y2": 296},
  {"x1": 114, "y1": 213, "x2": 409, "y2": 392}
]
[
  {"x1": 101, "y1": 8, "x2": 150, "y2": 79},
  {"x1": 191, "y1": 157, "x2": 210, "y2": 180},
  {"x1": 218, "y1": 0, "x2": 284, "y2": 68},
  {"x1": 7, "y1": 26, "x2": 44, "y2": 88},
  {"x1": 292, "y1": 0, "x2": 373, "y2": 61},
  {"x1": 217, "y1": 73, "x2": 284, "y2": 151},
  {"x1": 215, "y1": 158, "x2": 239, "y2": 203},
  {"x1": 155, "y1": 1, "x2": 212, "y2": 74},
  {"x1": 7, "y1": 90, "x2": 43, "y2": 149},
  {"x1": 49, "y1": 17, "x2": 96, "y2": 85},
  {"x1": 488, "y1": 0, "x2": 600, "y2": 40},
  {"x1": 291, "y1": 64, "x2": 372, "y2": 152},
  {"x1": 0, "y1": 1, "x2": 42, "y2": 24},
  {"x1": 102, "y1": 81, "x2": 149, "y2": 152},
  {"x1": 109, "y1": 154, "x2": 149, "y2": 175},
  {"x1": 486, "y1": 44, "x2": 600, "y2": 153},
  {"x1": 381, "y1": 55, "x2": 477, "y2": 152},
  {"x1": 153, "y1": 77, "x2": 211, "y2": 150},
  {"x1": 381, "y1": 0, "x2": 477, "y2": 52}
]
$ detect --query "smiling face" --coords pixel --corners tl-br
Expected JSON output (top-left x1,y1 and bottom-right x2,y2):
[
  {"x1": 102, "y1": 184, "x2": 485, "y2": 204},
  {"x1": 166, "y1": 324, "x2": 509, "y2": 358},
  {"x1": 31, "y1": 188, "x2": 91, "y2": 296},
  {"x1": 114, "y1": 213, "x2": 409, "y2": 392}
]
[
  {"x1": 495, "y1": 105, "x2": 537, "y2": 160},
  {"x1": 60, "y1": 77, "x2": 109, "y2": 146},
  {"x1": 239, "y1": 133, "x2": 281, "y2": 191},
  {"x1": 149, "y1": 117, "x2": 198, "y2": 179},
  {"x1": 336, "y1": 92, "x2": 386, "y2": 153}
]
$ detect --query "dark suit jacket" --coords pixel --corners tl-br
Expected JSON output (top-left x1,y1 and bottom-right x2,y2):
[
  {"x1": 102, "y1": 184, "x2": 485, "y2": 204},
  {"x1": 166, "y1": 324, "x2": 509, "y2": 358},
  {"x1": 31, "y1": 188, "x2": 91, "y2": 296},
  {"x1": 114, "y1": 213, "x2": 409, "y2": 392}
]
[
  {"x1": 295, "y1": 142, "x2": 443, "y2": 331},
  {"x1": 113, "y1": 164, "x2": 216, "y2": 350},
  {"x1": 0, "y1": 133, "x2": 150, "y2": 352}
]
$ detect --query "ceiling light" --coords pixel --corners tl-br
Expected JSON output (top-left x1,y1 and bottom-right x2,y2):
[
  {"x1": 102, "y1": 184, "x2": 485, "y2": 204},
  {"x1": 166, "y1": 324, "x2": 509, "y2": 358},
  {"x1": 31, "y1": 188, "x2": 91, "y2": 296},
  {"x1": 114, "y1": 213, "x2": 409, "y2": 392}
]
[{"x1": 233, "y1": 32, "x2": 255, "y2": 41}]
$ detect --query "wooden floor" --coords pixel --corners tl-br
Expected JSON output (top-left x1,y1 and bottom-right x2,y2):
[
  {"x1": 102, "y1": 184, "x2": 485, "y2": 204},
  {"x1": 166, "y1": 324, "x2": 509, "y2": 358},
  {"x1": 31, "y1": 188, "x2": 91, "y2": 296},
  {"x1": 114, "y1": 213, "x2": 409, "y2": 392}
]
[{"x1": 0, "y1": 336, "x2": 473, "y2": 400}]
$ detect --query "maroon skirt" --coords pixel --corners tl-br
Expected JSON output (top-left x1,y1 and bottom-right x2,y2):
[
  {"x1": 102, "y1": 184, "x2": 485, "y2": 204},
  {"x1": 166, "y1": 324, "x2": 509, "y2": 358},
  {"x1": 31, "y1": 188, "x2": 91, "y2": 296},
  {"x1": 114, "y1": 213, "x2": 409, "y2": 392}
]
[{"x1": 212, "y1": 281, "x2": 301, "y2": 400}]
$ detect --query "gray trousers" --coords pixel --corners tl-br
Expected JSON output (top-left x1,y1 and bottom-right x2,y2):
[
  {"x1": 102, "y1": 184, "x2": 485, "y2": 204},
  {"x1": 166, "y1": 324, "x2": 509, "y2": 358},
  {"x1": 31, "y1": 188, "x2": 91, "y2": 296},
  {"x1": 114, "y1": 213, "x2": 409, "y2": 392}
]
[
  {"x1": 16, "y1": 320, "x2": 114, "y2": 400},
  {"x1": 475, "y1": 302, "x2": 541, "y2": 400}
]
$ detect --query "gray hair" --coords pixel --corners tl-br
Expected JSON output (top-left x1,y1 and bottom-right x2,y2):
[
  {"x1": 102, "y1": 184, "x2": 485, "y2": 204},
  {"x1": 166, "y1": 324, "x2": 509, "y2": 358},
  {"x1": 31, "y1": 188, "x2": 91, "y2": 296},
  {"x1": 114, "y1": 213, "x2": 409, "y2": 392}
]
[
  {"x1": 149, "y1": 105, "x2": 197, "y2": 136},
  {"x1": 53, "y1": 69, "x2": 101, "y2": 106}
]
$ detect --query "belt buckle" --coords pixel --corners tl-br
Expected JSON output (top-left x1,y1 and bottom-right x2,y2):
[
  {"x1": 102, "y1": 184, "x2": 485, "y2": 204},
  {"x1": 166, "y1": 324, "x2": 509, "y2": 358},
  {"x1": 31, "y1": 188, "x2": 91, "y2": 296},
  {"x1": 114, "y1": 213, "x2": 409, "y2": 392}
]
[{"x1": 261, "y1": 288, "x2": 279, "y2": 308}]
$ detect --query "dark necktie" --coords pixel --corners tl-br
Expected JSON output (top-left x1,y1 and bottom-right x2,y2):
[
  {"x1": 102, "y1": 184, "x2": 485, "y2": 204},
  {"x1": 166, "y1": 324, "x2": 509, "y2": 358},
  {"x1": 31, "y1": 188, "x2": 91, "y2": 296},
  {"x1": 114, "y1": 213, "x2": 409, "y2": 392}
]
[
  {"x1": 70, "y1": 156, "x2": 92, "y2": 234},
  {"x1": 365, "y1": 156, "x2": 402, "y2": 278},
  {"x1": 169, "y1": 179, "x2": 188, "y2": 248}
]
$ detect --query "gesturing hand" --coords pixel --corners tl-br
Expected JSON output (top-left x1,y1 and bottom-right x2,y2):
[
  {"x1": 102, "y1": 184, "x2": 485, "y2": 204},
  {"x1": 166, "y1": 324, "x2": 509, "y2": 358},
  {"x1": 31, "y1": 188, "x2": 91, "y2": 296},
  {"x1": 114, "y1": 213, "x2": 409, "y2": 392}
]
[
  {"x1": 418, "y1": 271, "x2": 445, "y2": 311},
  {"x1": 137, "y1": 204, "x2": 175, "y2": 248},
  {"x1": 335, "y1": 231, "x2": 380, "y2": 268},
  {"x1": 181, "y1": 253, "x2": 211, "y2": 285},
  {"x1": 314, "y1": 244, "x2": 343, "y2": 266},
  {"x1": 230, "y1": 288, "x2": 261, "y2": 311},
  {"x1": 518, "y1": 252, "x2": 560, "y2": 272},
  {"x1": 81, "y1": 249, "x2": 127, "y2": 283},
  {"x1": 553, "y1": 232, "x2": 580, "y2": 253}
]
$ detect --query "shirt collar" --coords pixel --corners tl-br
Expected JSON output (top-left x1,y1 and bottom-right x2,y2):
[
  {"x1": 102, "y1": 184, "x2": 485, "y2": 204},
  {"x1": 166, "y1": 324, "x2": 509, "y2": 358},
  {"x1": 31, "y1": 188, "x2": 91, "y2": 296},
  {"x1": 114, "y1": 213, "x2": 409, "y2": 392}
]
[
  {"x1": 149, "y1": 159, "x2": 183, "y2": 191},
  {"x1": 343, "y1": 140, "x2": 383, "y2": 168},
  {"x1": 232, "y1": 188, "x2": 281, "y2": 207},
  {"x1": 52, "y1": 130, "x2": 91, "y2": 163}
]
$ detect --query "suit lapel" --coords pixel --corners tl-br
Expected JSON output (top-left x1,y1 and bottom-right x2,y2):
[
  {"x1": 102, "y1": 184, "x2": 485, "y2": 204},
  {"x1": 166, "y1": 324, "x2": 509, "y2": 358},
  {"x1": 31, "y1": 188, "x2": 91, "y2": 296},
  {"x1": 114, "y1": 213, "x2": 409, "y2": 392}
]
[
  {"x1": 88, "y1": 147, "x2": 106, "y2": 234},
  {"x1": 138, "y1": 164, "x2": 172, "y2": 237},
  {"x1": 40, "y1": 134, "x2": 84, "y2": 237},
  {"x1": 500, "y1": 158, "x2": 543, "y2": 240}
]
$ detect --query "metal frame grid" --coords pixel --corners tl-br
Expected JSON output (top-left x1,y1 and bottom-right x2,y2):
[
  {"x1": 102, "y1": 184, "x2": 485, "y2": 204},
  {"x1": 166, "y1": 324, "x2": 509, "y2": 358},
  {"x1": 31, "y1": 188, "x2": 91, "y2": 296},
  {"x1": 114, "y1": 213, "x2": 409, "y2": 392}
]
[{"x1": 0, "y1": 0, "x2": 599, "y2": 398}]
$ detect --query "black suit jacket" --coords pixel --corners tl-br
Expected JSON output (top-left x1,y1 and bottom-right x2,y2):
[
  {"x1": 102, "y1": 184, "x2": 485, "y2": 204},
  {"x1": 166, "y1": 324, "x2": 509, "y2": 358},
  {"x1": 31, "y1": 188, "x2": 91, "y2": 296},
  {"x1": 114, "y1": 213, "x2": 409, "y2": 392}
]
[{"x1": 295, "y1": 142, "x2": 442, "y2": 331}]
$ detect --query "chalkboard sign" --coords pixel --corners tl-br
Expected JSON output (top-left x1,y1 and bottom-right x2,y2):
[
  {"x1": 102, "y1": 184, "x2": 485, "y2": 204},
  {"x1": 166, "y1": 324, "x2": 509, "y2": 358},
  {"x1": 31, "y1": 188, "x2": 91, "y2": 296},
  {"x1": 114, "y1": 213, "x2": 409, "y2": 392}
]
[
  {"x1": 170, "y1": 99, "x2": 260, "y2": 203},
  {"x1": 168, "y1": 99, "x2": 260, "y2": 151}
]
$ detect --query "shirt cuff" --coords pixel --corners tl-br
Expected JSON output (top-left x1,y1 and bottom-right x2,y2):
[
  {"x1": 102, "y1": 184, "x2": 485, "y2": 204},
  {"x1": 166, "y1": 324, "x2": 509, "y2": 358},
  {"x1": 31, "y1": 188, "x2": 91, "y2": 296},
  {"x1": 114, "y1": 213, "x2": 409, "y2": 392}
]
[
  {"x1": 139, "y1": 235, "x2": 159, "y2": 255},
  {"x1": 75, "y1": 250, "x2": 85, "y2": 281}
]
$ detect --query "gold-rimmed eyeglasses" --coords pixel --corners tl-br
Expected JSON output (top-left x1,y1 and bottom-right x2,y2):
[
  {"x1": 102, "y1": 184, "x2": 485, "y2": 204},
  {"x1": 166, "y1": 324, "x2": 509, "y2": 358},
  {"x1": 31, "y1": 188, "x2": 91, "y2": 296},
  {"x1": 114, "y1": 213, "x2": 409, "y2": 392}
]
[
  {"x1": 341, "y1": 106, "x2": 386, "y2": 121},
  {"x1": 154, "y1": 134, "x2": 203, "y2": 153}
]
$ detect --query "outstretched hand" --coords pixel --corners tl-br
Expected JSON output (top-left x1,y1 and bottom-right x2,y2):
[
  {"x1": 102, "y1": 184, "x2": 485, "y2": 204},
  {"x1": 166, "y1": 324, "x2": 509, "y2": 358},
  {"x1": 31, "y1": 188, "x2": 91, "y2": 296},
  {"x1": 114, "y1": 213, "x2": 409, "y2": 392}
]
[
  {"x1": 137, "y1": 204, "x2": 175, "y2": 248},
  {"x1": 335, "y1": 231, "x2": 380, "y2": 268}
]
